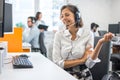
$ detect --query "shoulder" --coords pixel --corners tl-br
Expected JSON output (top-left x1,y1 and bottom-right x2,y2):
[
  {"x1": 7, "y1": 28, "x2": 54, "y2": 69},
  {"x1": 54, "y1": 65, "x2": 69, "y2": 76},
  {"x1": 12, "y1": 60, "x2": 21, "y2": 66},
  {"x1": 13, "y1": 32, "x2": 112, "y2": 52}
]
[
  {"x1": 82, "y1": 28, "x2": 93, "y2": 37},
  {"x1": 54, "y1": 31, "x2": 64, "y2": 39},
  {"x1": 32, "y1": 26, "x2": 40, "y2": 33},
  {"x1": 55, "y1": 31, "x2": 63, "y2": 36}
]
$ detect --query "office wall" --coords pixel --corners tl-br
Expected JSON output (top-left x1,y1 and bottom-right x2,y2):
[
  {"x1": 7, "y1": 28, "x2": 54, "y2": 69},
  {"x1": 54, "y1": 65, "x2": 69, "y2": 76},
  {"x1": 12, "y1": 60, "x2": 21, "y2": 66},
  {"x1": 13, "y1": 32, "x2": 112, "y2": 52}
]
[
  {"x1": 111, "y1": 0, "x2": 120, "y2": 23},
  {"x1": 67, "y1": 0, "x2": 111, "y2": 31},
  {"x1": 12, "y1": 0, "x2": 34, "y2": 28},
  {"x1": 10, "y1": 0, "x2": 120, "y2": 31}
]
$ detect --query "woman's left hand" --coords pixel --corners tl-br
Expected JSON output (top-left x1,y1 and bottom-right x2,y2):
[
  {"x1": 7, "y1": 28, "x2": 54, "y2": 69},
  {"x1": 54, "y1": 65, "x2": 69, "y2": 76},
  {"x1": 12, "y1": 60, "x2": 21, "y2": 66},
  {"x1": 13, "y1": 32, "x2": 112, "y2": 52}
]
[{"x1": 99, "y1": 32, "x2": 114, "y2": 43}]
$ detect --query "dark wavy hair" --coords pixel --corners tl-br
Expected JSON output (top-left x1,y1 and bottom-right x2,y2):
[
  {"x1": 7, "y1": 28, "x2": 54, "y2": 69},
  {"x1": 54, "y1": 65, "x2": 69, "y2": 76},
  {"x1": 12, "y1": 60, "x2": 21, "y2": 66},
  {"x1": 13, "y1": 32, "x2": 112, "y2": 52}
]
[
  {"x1": 60, "y1": 4, "x2": 83, "y2": 28},
  {"x1": 28, "y1": 16, "x2": 36, "y2": 23},
  {"x1": 35, "y1": 12, "x2": 42, "y2": 20}
]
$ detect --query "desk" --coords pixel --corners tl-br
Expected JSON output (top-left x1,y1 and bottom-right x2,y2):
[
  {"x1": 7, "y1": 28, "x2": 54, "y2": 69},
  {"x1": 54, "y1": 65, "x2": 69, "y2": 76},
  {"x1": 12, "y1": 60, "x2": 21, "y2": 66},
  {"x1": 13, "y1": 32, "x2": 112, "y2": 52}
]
[
  {"x1": 22, "y1": 43, "x2": 31, "y2": 52},
  {"x1": 0, "y1": 52, "x2": 77, "y2": 80},
  {"x1": 0, "y1": 50, "x2": 4, "y2": 73}
]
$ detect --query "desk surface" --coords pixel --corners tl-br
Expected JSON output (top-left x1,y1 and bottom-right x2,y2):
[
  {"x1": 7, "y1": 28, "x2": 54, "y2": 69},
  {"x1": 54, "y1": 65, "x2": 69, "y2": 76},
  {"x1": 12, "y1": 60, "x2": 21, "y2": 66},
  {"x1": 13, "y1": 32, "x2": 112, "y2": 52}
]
[
  {"x1": 0, "y1": 52, "x2": 77, "y2": 80},
  {"x1": 112, "y1": 42, "x2": 120, "y2": 46}
]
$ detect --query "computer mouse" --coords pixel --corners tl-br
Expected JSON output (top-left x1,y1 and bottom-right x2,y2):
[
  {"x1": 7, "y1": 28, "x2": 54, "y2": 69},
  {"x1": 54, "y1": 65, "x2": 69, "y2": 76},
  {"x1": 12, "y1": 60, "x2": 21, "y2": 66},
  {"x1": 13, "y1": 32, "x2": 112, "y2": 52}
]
[{"x1": 19, "y1": 54, "x2": 29, "y2": 58}]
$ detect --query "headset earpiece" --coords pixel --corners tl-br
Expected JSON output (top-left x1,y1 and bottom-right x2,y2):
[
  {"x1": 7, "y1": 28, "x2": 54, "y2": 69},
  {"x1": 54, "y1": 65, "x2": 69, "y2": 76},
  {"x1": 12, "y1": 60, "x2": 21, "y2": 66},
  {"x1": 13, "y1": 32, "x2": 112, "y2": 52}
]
[
  {"x1": 75, "y1": 11, "x2": 81, "y2": 23},
  {"x1": 32, "y1": 19, "x2": 35, "y2": 23},
  {"x1": 32, "y1": 17, "x2": 36, "y2": 23},
  {"x1": 75, "y1": 11, "x2": 81, "y2": 27},
  {"x1": 29, "y1": 17, "x2": 35, "y2": 23}
]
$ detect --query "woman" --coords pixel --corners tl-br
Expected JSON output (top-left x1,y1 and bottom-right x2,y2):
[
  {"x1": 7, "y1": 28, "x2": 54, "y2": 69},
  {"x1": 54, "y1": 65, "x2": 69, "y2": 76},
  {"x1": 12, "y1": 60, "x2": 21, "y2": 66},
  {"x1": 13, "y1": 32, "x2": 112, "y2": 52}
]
[
  {"x1": 52, "y1": 4, "x2": 113, "y2": 80},
  {"x1": 35, "y1": 12, "x2": 45, "y2": 26}
]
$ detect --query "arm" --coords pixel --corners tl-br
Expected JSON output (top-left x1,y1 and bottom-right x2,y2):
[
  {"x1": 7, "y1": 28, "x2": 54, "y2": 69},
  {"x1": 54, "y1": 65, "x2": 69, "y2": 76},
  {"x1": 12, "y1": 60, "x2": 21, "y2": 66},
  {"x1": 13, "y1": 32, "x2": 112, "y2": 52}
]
[
  {"x1": 64, "y1": 47, "x2": 91, "y2": 68},
  {"x1": 23, "y1": 28, "x2": 38, "y2": 43},
  {"x1": 91, "y1": 32, "x2": 113, "y2": 60},
  {"x1": 24, "y1": 30, "x2": 35, "y2": 43},
  {"x1": 84, "y1": 32, "x2": 114, "y2": 68},
  {"x1": 64, "y1": 32, "x2": 113, "y2": 69},
  {"x1": 52, "y1": 32, "x2": 64, "y2": 68},
  {"x1": 64, "y1": 31, "x2": 94, "y2": 69},
  {"x1": 53, "y1": 31, "x2": 94, "y2": 69},
  {"x1": 64, "y1": 33, "x2": 93, "y2": 68},
  {"x1": 53, "y1": 32, "x2": 88, "y2": 68}
]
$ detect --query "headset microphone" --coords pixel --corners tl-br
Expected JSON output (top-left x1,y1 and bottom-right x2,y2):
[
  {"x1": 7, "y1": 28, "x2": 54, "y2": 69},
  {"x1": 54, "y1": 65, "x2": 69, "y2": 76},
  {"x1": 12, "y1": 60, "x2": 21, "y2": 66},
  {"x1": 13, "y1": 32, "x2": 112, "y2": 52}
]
[
  {"x1": 66, "y1": 19, "x2": 80, "y2": 28},
  {"x1": 66, "y1": 11, "x2": 81, "y2": 28},
  {"x1": 66, "y1": 22, "x2": 76, "y2": 27}
]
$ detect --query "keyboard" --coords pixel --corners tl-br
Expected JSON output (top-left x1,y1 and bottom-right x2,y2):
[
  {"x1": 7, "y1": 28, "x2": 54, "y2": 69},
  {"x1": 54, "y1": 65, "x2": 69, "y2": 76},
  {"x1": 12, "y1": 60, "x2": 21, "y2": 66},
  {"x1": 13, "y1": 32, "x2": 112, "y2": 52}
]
[{"x1": 12, "y1": 56, "x2": 33, "y2": 68}]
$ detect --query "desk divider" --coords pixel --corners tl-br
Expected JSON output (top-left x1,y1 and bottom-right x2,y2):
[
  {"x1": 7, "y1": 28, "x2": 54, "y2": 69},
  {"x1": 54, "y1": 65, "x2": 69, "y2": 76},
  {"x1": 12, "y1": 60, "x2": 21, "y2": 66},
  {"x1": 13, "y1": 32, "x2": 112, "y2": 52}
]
[{"x1": 0, "y1": 28, "x2": 24, "y2": 52}]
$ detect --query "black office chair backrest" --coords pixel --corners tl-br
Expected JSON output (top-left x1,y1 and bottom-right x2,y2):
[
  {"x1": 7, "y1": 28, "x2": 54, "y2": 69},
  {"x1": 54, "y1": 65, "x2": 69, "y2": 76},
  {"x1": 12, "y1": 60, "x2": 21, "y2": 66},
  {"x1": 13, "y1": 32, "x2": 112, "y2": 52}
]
[
  {"x1": 110, "y1": 53, "x2": 120, "y2": 71},
  {"x1": 39, "y1": 32, "x2": 47, "y2": 57},
  {"x1": 98, "y1": 30, "x2": 107, "y2": 36},
  {"x1": 90, "y1": 36, "x2": 111, "y2": 80}
]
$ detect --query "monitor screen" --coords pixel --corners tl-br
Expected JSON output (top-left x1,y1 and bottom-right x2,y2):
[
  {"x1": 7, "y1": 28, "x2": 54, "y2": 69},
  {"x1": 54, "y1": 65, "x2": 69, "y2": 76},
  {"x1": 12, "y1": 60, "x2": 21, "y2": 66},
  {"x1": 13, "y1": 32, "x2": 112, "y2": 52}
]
[
  {"x1": 108, "y1": 24, "x2": 120, "y2": 35},
  {"x1": 4, "y1": 3, "x2": 13, "y2": 33},
  {"x1": 0, "y1": 0, "x2": 4, "y2": 37}
]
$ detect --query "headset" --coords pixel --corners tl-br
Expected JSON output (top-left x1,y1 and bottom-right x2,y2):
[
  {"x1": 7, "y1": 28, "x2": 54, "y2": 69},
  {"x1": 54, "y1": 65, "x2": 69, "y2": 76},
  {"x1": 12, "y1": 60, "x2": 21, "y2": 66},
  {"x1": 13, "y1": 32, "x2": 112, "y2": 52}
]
[
  {"x1": 31, "y1": 17, "x2": 36, "y2": 23},
  {"x1": 75, "y1": 11, "x2": 81, "y2": 23},
  {"x1": 75, "y1": 11, "x2": 81, "y2": 27}
]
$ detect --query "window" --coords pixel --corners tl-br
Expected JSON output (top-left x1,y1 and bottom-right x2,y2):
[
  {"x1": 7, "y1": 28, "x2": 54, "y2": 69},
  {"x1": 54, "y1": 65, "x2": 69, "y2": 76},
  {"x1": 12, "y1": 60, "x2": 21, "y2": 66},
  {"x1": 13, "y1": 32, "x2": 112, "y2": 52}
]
[
  {"x1": 39, "y1": 0, "x2": 65, "y2": 30},
  {"x1": 13, "y1": 0, "x2": 34, "y2": 28},
  {"x1": 13, "y1": 0, "x2": 65, "y2": 30}
]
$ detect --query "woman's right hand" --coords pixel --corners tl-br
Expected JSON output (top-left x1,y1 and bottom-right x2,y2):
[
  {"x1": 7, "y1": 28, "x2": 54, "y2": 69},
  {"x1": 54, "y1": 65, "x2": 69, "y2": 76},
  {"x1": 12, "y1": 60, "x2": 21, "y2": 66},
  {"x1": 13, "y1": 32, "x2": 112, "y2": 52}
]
[{"x1": 99, "y1": 32, "x2": 114, "y2": 43}]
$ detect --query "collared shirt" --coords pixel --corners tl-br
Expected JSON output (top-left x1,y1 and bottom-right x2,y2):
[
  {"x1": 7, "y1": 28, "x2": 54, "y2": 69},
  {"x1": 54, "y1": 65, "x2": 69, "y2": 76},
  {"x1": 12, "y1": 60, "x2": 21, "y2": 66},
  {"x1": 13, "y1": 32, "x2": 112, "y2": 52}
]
[
  {"x1": 91, "y1": 30, "x2": 99, "y2": 37},
  {"x1": 22, "y1": 25, "x2": 40, "y2": 48},
  {"x1": 53, "y1": 27, "x2": 100, "y2": 69}
]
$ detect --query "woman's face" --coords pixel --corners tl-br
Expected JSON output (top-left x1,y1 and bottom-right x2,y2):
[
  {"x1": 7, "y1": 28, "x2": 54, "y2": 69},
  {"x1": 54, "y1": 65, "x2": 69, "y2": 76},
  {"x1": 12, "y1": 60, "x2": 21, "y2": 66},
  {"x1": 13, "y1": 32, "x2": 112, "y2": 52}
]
[
  {"x1": 60, "y1": 8, "x2": 75, "y2": 28},
  {"x1": 38, "y1": 14, "x2": 42, "y2": 20}
]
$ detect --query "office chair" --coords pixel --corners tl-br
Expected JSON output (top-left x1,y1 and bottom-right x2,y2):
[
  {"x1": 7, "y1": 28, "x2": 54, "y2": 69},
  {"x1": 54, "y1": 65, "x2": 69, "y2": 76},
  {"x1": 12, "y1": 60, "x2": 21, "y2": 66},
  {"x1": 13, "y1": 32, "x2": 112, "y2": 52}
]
[
  {"x1": 101, "y1": 54, "x2": 120, "y2": 80},
  {"x1": 43, "y1": 31, "x2": 55, "y2": 61},
  {"x1": 98, "y1": 30, "x2": 107, "y2": 36},
  {"x1": 90, "y1": 36, "x2": 111, "y2": 80},
  {"x1": 102, "y1": 71, "x2": 120, "y2": 80},
  {"x1": 39, "y1": 32, "x2": 47, "y2": 57},
  {"x1": 110, "y1": 53, "x2": 120, "y2": 71}
]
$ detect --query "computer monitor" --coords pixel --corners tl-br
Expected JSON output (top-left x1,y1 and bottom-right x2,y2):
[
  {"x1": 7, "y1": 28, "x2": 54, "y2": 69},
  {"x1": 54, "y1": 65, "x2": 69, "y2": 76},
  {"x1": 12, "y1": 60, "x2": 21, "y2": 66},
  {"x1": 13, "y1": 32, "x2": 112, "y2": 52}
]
[
  {"x1": 0, "y1": 0, "x2": 5, "y2": 37},
  {"x1": 98, "y1": 30, "x2": 107, "y2": 36},
  {"x1": 4, "y1": 3, "x2": 13, "y2": 33},
  {"x1": 108, "y1": 24, "x2": 120, "y2": 35}
]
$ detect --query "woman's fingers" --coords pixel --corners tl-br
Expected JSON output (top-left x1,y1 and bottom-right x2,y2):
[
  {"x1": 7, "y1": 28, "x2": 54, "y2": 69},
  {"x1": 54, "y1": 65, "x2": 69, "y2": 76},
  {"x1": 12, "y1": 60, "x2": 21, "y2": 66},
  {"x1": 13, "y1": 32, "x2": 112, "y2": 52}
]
[{"x1": 103, "y1": 32, "x2": 114, "y2": 42}]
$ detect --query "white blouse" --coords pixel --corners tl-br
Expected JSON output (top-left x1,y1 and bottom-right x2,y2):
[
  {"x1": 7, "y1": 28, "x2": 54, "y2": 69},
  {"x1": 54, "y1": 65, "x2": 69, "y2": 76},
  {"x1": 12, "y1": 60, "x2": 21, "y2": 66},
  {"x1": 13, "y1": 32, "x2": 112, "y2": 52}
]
[{"x1": 52, "y1": 28, "x2": 100, "y2": 69}]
